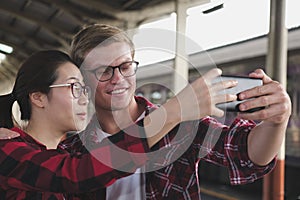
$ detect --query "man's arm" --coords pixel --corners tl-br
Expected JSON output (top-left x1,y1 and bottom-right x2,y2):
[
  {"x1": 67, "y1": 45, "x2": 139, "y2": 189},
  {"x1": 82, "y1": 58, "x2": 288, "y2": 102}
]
[
  {"x1": 237, "y1": 69, "x2": 291, "y2": 166},
  {"x1": 0, "y1": 126, "x2": 149, "y2": 193},
  {"x1": 0, "y1": 127, "x2": 20, "y2": 138},
  {"x1": 144, "y1": 68, "x2": 238, "y2": 147}
]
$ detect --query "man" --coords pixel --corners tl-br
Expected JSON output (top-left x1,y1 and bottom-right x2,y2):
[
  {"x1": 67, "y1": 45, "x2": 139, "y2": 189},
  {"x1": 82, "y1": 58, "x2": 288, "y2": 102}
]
[{"x1": 69, "y1": 24, "x2": 291, "y2": 199}]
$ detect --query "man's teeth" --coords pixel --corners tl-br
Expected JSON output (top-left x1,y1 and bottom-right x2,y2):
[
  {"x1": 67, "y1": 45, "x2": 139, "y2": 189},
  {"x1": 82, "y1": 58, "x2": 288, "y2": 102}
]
[{"x1": 111, "y1": 89, "x2": 126, "y2": 94}]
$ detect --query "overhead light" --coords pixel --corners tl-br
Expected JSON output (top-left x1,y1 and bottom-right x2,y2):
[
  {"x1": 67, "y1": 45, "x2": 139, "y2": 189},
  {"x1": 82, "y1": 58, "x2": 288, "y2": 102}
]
[
  {"x1": 0, "y1": 43, "x2": 13, "y2": 54},
  {"x1": 187, "y1": 0, "x2": 224, "y2": 15},
  {"x1": 202, "y1": 3, "x2": 224, "y2": 14}
]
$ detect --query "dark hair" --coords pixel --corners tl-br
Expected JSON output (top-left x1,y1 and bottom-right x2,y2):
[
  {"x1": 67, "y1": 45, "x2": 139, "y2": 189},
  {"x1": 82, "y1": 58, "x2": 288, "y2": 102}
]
[
  {"x1": 0, "y1": 50, "x2": 74, "y2": 128},
  {"x1": 70, "y1": 24, "x2": 135, "y2": 67}
]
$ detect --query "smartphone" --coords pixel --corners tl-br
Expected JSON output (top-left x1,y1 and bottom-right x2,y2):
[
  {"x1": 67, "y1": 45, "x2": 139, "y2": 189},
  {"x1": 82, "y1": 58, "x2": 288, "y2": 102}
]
[{"x1": 213, "y1": 75, "x2": 264, "y2": 112}]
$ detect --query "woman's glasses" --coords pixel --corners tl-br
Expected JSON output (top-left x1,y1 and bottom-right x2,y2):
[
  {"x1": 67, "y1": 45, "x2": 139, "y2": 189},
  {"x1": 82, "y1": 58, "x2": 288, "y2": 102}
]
[{"x1": 49, "y1": 82, "x2": 91, "y2": 99}]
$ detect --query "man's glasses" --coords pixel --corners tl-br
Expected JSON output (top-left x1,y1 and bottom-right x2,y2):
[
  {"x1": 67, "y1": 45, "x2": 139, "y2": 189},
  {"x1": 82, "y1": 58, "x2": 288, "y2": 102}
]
[
  {"x1": 85, "y1": 61, "x2": 139, "y2": 82},
  {"x1": 49, "y1": 82, "x2": 91, "y2": 99}
]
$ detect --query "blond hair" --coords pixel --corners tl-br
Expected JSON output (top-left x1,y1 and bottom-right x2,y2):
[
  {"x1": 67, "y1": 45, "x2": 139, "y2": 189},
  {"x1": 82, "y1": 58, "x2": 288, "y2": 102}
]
[{"x1": 70, "y1": 24, "x2": 135, "y2": 66}]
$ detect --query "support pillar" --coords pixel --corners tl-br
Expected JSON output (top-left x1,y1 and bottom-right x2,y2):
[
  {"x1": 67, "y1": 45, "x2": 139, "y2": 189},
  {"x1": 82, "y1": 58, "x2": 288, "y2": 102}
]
[
  {"x1": 173, "y1": 0, "x2": 189, "y2": 94},
  {"x1": 263, "y1": 0, "x2": 287, "y2": 199}
]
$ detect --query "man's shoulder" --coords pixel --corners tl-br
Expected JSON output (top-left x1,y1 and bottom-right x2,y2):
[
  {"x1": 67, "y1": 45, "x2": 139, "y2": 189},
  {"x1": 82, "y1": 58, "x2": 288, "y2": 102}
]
[{"x1": 135, "y1": 96, "x2": 157, "y2": 108}]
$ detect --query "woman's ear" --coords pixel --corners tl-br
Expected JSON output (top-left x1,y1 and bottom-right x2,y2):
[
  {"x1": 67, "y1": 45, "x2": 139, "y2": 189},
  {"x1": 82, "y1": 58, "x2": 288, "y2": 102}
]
[{"x1": 29, "y1": 92, "x2": 46, "y2": 108}]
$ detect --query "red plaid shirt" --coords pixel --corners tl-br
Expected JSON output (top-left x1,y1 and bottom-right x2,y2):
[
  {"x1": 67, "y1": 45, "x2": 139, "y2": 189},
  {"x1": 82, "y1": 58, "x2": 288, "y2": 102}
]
[
  {"x1": 0, "y1": 96, "x2": 276, "y2": 199},
  {"x1": 0, "y1": 121, "x2": 150, "y2": 199}
]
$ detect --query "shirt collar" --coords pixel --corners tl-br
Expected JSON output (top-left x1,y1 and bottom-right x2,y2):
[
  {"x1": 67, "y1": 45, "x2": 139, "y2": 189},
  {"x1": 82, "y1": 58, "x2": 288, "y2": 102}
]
[{"x1": 11, "y1": 127, "x2": 48, "y2": 149}]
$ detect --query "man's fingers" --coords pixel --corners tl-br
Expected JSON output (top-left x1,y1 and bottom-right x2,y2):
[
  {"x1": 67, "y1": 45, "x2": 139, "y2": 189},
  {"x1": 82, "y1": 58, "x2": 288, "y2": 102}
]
[
  {"x1": 238, "y1": 103, "x2": 284, "y2": 122},
  {"x1": 239, "y1": 81, "x2": 279, "y2": 100},
  {"x1": 211, "y1": 80, "x2": 238, "y2": 93},
  {"x1": 249, "y1": 69, "x2": 272, "y2": 83},
  {"x1": 203, "y1": 68, "x2": 222, "y2": 84},
  {"x1": 0, "y1": 128, "x2": 20, "y2": 139}
]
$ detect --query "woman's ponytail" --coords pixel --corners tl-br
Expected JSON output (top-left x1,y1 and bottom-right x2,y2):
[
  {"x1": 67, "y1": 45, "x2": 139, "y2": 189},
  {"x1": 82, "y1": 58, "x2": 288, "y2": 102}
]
[{"x1": 0, "y1": 93, "x2": 16, "y2": 128}]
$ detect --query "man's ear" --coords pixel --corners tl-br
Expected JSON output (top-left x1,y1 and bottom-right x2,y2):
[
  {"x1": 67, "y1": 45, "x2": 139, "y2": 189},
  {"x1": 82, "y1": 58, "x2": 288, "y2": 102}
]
[{"x1": 29, "y1": 92, "x2": 47, "y2": 108}]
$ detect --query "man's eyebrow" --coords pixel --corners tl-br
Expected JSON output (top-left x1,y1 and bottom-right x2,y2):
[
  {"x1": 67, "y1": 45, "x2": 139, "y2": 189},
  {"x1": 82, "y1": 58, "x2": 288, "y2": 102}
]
[
  {"x1": 66, "y1": 77, "x2": 80, "y2": 81},
  {"x1": 94, "y1": 65, "x2": 108, "y2": 68},
  {"x1": 86, "y1": 65, "x2": 107, "y2": 70}
]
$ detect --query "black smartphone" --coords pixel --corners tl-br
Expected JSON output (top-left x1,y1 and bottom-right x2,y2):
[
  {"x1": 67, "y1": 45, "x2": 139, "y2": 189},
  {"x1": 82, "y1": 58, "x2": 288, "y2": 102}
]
[{"x1": 213, "y1": 75, "x2": 264, "y2": 112}]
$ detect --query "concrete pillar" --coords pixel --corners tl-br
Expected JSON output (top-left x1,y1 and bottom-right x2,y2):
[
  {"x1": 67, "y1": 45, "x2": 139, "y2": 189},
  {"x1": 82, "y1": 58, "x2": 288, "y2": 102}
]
[
  {"x1": 263, "y1": 0, "x2": 287, "y2": 200},
  {"x1": 173, "y1": 0, "x2": 189, "y2": 94}
]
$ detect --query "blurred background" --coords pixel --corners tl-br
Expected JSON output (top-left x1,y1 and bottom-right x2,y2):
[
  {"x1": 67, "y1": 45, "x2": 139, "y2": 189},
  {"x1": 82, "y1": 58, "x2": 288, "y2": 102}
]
[{"x1": 0, "y1": 0, "x2": 299, "y2": 199}]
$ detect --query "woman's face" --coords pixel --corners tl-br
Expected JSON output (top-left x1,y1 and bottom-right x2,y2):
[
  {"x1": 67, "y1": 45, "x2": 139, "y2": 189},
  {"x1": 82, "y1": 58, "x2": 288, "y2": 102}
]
[{"x1": 45, "y1": 62, "x2": 89, "y2": 132}]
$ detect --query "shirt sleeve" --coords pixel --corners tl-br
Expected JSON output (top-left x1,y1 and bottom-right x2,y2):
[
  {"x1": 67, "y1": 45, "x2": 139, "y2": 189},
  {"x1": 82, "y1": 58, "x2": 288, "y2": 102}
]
[
  {"x1": 0, "y1": 120, "x2": 149, "y2": 193},
  {"x1": 199, "y1": 117, "x2": 276, "y2": 185}
]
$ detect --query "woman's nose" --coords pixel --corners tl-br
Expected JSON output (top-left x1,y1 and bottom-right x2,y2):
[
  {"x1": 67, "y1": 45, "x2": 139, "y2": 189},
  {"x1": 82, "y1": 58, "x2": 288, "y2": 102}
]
[{"x1": 78, "y1": 93, "x2": 89, "y2": 105}]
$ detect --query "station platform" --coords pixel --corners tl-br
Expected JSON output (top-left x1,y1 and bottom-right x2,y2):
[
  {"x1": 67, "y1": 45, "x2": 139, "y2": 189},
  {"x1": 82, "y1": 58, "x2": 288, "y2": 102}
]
[{"x1": 200, "y1": 181, "x2": 261, "y2": 200}]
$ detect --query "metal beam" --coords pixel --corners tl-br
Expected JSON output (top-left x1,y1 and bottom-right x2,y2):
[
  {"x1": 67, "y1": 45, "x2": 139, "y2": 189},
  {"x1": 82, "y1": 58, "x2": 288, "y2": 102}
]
[
  {"x1": 0, "y1": 2, "x2": 72, "y2": 36},
  {"x1": 117, "y1": 0, "x2": 210, "y2": 23},
  {"x1": 263, "y1": 1, "x2": 287, "y2": 200},
  {"x1": 31, "y1": 0, "x2": 118, "y2": 26},
  {"x1": 39, "y1": 0, "x2": 125, "y2": 28},
  {"x1": 122, "y1": 0, "x2": 139, "y2": 9},
  {"x1": 0, "y1": 3, "x2": 69, "y2": 48},
  {"x1": 71, "y1": 0, "x2": 122, "y2": 19},
  {"x1": 0, "y1": 24, "x2": 45, "y2": 50}
]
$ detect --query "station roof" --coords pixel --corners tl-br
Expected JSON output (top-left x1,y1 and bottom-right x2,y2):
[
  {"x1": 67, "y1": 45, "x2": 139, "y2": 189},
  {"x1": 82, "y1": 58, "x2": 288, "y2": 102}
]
[{"x1": 0, "y1": 0, "x2": 209, "y2": 82}]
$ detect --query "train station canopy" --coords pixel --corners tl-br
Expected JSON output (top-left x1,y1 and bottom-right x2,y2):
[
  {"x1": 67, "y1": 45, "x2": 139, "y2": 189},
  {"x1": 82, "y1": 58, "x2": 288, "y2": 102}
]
[{"x1": 0, "y1": 0, "x2": 210, "y2": 81}]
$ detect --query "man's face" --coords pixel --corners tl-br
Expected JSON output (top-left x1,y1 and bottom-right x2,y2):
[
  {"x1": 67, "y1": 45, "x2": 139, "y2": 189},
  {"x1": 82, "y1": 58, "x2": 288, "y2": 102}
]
[{"x1": 81, "y1": 42, "x2": 136, "y2": 112}]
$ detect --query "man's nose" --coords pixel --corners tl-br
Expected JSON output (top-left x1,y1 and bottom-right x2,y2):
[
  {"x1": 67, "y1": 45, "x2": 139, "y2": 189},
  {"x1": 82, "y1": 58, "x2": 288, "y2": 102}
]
[{"x1": 110, "y1": 67, "x2": 123, "y2": 83}]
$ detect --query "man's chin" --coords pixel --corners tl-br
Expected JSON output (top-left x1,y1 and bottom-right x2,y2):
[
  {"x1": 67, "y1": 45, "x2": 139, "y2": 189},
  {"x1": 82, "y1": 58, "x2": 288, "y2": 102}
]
[
  {"x1": 97, "y1": 101, "x2": 129, "y2": 112},
  {"x1": 110, "y1": 97, "x2": 133, "y2": 110},
  {"x1": 109, "y1": 104, "x2": 129, "y2": 111}
]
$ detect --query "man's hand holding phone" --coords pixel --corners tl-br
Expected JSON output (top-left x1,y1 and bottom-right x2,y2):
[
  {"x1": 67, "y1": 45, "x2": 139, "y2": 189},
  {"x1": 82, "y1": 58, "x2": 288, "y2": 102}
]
[
  {"x1": 213, "y1": 75, "x2": 264, "y2": 113},
  {"x1": 237, "y1": 69, "x2": 291, "y2": 124}
]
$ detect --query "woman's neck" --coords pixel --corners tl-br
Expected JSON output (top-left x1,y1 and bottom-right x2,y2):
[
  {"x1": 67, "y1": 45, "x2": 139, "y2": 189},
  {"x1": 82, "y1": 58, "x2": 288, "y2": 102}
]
[{"x1": 25, "y1": 120, "x2": 65, "y2": 149}]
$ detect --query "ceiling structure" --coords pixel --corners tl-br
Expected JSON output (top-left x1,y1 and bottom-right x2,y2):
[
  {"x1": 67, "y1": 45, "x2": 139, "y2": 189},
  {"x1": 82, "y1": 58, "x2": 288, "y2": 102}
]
[{"x1": 0, "y1": 0, "x2": 210, "y2": 90}]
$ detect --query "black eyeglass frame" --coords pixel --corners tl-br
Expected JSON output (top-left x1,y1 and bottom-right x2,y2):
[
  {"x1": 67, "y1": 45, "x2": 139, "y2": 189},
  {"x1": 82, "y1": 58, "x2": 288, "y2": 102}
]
[
  {"x1": 49, "y1": 82, "x2": 91, "y2": 99},
  {"x1": 84, "y1": 60, "x2": 139, "y2": 82}
]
